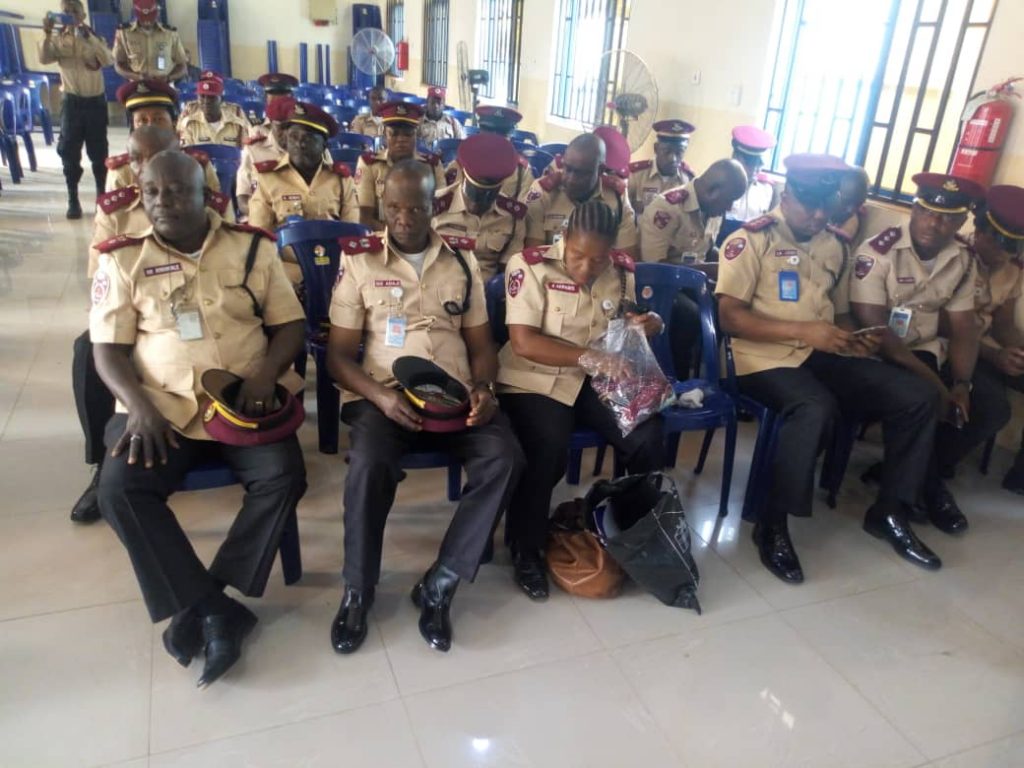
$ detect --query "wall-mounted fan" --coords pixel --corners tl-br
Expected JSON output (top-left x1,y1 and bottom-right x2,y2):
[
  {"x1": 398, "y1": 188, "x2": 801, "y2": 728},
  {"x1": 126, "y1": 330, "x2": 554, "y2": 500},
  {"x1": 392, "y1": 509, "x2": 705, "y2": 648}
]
[
  {"x1": 351, "y1": 28, "x2": 396, "y2": 77},
  {"x1": 582, "y1": 50, "x2": 659, "y2": 153}
]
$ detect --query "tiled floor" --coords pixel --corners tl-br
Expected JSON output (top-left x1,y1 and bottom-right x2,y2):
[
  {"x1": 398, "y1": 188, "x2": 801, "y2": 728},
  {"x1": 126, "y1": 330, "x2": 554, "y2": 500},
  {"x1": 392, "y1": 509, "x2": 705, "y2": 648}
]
[{"x1": 1, "y1": 132, "x2": 1023, "y2": 768}]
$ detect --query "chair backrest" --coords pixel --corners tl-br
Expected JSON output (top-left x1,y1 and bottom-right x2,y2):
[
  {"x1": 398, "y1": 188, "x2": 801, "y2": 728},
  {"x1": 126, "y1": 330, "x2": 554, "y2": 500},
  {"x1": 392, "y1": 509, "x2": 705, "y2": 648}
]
[
  {"x1": 293, "y1": 83, "x2": 327, "y2": 102},
  {"x1": 331, "y1": 131, "x2": 374, "y2": 151},
  {"x1": 445, "y1": 108, "x2": 472, "y2": 125},
  {"x1": 328, "y1": 146, "x2": 363, "y2": 172},
  {"x1": 190, "y1": 143, "x2": 241, "y2": 198},
  {"x1": 511, "y1": 129, "x2": 539, "y2": 146},
  {"x1": 520, "y1": 148, "x2": 554, "y2": 179},
  {"x1": 484, "y1": 273, "x2": 509, "y2": 346},
  {"x1": 433, "y1": 137, "x2": 462, "y2": 166},
  {"x1": 177, "y1": 83, "x2": 197, "y2": 101},
  {"x1": 538, "y1": 142, "x2": 567, "y2": 157},
  {"x1": 633, "y1": 263, "x2": 720, "y2": 384},
  {"x1": 334, "y1": 107, "x2": 358, "y2": 129},
  {"x1": 276, "y1": 220, "x2": 371, "y2": 340},
  {"x1": 462, "y1": 125, "x2": 479, "y2": 137}
]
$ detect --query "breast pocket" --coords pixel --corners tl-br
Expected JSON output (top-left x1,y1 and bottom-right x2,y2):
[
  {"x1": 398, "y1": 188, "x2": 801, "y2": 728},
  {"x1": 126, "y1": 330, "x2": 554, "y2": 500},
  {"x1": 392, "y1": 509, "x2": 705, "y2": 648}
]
[
  {"x1": 272, "y1": 196, "x2": 305, "y2": 223},
  {"x1": 541, "y1": 291, "x2": 579, "y2": 338},
  {"x1": 435, "y1": 284, "x2": 468, "y2": 328},
  {"x1": 217, "y1": 269, "x2": 267, "y2": 321}
]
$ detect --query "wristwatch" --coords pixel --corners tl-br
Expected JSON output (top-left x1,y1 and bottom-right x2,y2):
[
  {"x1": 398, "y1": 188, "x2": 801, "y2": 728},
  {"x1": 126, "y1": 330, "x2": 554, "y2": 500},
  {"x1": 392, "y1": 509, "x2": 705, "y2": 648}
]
[
  {"x1": 473, "y1": 381, "x2": 497, "y2": 399},
  {"x1": 952, "y1": 379, "x2": 973, "y2": 393}
]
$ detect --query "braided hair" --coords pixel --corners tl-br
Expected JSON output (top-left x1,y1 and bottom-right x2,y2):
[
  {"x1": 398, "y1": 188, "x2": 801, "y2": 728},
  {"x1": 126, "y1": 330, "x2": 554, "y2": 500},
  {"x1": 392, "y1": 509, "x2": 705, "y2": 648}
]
[{"x1": 565, "y1": 199, "x2": 618, "y2": 243}]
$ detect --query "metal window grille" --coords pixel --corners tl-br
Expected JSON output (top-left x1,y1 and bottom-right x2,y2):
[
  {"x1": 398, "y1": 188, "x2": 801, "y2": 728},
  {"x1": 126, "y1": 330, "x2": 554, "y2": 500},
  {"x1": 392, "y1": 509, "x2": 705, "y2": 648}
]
[
  {"x1": 387, "y1": 0, "x2": 405, "y2": 76},
  {"x1": 475, "y1": 0, "x2": 525, "y2": 104},
  {"x1": 423, "y1": 0, "x2": 451, "y2": 87},
  {"x1": 764, "y1": 0, "x2": 998, "y2": 203},
  {"x1": 549, "y1": 0, "x2": 631, "y2": 123}
]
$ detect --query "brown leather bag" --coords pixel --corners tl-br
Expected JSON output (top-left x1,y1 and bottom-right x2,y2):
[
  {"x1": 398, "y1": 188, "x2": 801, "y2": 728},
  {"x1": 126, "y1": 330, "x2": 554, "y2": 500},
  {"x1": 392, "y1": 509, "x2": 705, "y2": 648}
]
[{"x1": 546, "y1": 499, "x2": 625, "y2": 599}]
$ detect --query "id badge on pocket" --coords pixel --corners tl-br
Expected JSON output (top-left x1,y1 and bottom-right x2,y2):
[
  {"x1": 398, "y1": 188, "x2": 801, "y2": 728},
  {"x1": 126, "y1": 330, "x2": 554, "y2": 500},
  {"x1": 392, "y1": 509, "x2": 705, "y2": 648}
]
[
  {"x1": 384, "y1": 313, "x2": 407, "y2": 348},
  {"x1": 779, "y1": 270, "x2": 800, "y2": 302},
  {"x1": 889, "y1": 307, "x2": 913, "y2": 339},
  {"x1": 174, "y1": 304, "x2": 203, "y2": 341},
  {"x1": 156, "y1": 54, "x2": 167, "y2": 72}
]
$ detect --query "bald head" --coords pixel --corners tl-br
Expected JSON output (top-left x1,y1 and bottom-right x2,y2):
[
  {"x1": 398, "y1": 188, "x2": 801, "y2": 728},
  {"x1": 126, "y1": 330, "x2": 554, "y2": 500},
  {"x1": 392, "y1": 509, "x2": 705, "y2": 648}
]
[
  {"x1": 833, "y1": 167, "x2": 870, "y2": 224},
  {"x1": 140, "y1": 150, "x2": 208, "y2": 242},
  {"x1": 694, "y1": 159, "x2": 749, "y2": 217},
  {"x1": 384, "y1": 159, "x2": 435, "y2": 252},
  {"x1": 563, "y1": 133, "x2": 605, "y2": 202}
]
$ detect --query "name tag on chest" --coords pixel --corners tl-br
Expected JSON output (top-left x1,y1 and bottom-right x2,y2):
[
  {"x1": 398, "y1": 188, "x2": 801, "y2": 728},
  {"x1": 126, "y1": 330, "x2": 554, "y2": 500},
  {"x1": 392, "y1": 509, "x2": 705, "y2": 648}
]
[
  {"x1": 282, "y1": 194, "x2": 302, "y2": 201},
  {"x1": 144, "y1": 262, "x2": 183, "y2": 278},
  {"x1": 548, "y1": 281, "x2": 580, "y2": 294}
]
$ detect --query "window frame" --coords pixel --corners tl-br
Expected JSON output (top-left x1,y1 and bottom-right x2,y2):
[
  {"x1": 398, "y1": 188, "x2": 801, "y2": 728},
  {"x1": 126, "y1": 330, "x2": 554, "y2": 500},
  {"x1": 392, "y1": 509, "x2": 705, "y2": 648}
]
[
  {"x1": 386, "y1": 0, "x2": 405, "y2": 77},
  {"x1": 475, "y1": 0, "x2": 525, "y2": 105},
  {"x1": 423, "y1": 0, "x2": 451, "y2": 88}
]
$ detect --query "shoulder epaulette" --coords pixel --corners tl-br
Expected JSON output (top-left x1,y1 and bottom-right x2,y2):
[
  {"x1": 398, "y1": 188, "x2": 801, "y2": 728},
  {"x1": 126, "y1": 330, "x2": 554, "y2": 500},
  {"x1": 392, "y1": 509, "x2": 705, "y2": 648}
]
[
  {"x1": 611, "y1": 250, "x2": 635, "y2": 273},
  {"x1": 331, "y1": 161, "x2": 352, "y2": 178},
  {"x1": 361, "y1": 150, "x2": 379, "y2": 165},
  {"x1": 255, "y1": 159, "x2": 279, "y2": 173},
  {"x1": 680, "y1": 161, "x2": 696, "y2": 178},
  {"x1": 743, "y1": 215, "x2": 776, "y2": 232},
  {"x1": 522, "y1": 245, "x2": 550, "y2": 265},
  {"x1": 433, "y1": 190, "x2": 454, "y2": 216},
  {"x1": 204, "y1": 188, "x2": 230, "y2": 215},
  {"x1": 97, "y1": 234, "x2": 144, "y2": 253},
  {"x1": 601, "y1": 174, "x2": 625, "y2": 195},
  {"x1": 183, "y1": 147, "x2": 210, "y2": 166},
  {"x1": 97, "y1": 186, "x2": 139, "y2": 215},
  {"x1": 755, "y1": 171, "x2": 771, "y2": 184},
  {"x1": 222, "y1": 222, "x2": 276, "y2": 240},
  {"x1": 242, "y1": 134, "x2": 267, "y2": 146},
  {"x1": 441, "y1": 234, "x2": 476, "y2": 251},
  {"x1": 664, "y1": 187, "x2": 689, "y2": 205},
  {"x1": 339, "y1": 234, "x2": 385, "y2": 255},
  {"x1": 105, "y1": 153, "x2": 129, "y2": 170},
  {"x1": 538, "y1": 172, "x2": 561, "y2": 192},
  {"x1": 868, "y1": 226, "x2": 902, "y2": 255},
  {"x1": 629, "y1": 159, "x2": 652, "y2": 173},
  {"x1": 826, "y1": 224, "x2": 852, "y2": 244},
  {"x1": 496, "y1": 195, "x2": 527, "y2": 219},
  {"x1": 554, "y1": 154, "x2": 564, "y2": 170}
]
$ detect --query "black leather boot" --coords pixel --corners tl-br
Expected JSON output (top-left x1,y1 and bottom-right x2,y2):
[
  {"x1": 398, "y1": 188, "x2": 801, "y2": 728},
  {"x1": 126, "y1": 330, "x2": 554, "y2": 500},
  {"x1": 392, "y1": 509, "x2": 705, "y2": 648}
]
[
  {"x1": 197, "y1": 598, "x2": 258, "y2": 688},
  {"x1": 162, "y1": 606, "x2": 203, "y2": 667},
  {"x1": 330, "y1": 585, "x2": 374, "y2": 655},
  {"x1": 752, "y1": 522, "x2": 804, "y2": 584},
  {"x1": 70, "y1": 466, "x2": 102, "y2": 524},
  {"x1": 410, "y1": 562, "x2": 460, "y2": 652},
  {"x1": 1003, "y1": 454, "x2": 1024, "y2": 495},
  {"x1": 863, "y1": 505, "x2": 941, "y2": 570},
  {"x1": 66, "y1": 187, "x2": 82, "y2": 219}
]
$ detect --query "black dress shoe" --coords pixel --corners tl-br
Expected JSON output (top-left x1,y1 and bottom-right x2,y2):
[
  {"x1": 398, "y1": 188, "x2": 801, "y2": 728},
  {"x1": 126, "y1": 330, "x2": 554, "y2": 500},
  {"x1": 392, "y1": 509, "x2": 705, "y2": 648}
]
[
  {"x1": 197, "y1": 599, "x2": 258, "y2": 688},
  {"x1": 1003, "y1": 459, "x2": 1024, "y2": 495},
  {"x1": 752, "y1": 523, "x2": 804, "y2": 584},
  {"x1": 927, "y1": 483, "x2": 968, "y2": 535},
  {"x1": 512, "y1": 550, "x2": 549, "y2": 600},
  {"x1": 70, "y1": 469, "x2": 102, "y2": 524},
  {"x1": 330, "y1": 586, "x2": 374, "y2": 655},
  {"x1": 410, "y1": 562, "x2": 460, "y2": 652},
  {"x1": 863, "y1": 507, "x2": 941, "y2": 570},
  {"x1": 162, "y1": 606, "x2": 203, "y2": 667}
]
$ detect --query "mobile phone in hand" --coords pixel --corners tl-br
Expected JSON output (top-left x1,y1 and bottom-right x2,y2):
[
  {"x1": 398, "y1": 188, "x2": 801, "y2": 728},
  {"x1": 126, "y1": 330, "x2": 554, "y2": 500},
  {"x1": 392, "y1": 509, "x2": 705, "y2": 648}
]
[
  {"x1": 47, "y1": 12, "x2": 75, "y2": 25},
  {"x1": 854, "y1": 325, "x2": 887, "y2": 336}
]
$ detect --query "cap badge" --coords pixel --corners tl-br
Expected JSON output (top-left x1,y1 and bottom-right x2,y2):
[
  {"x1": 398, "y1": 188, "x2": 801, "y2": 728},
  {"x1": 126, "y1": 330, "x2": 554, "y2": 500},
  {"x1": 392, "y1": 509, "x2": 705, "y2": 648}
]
[
  {"x1": 942, "y1": 179, "x2": 959, "y2": 192},
  {"x1": 396, "y1": 105, "x2": 407, "y2": 116}
]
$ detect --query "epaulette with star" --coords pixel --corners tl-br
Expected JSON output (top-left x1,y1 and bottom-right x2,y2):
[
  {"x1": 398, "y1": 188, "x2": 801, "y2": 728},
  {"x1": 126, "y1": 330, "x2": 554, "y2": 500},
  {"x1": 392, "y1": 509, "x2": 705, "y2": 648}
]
[
  {"x1": 104, "y1": 153, "x2": 129, "y2": 170},
  {"x1": 255, "y1": 159, "x2": 280, "y2": 173},
  {"x1": 629, "y1": 159, "x2": 652, "y2": 173},
  {"x1": 223, "y1": 222, "x2": 276, "y2": 240},
  {"x1": 868, "y1": 226, "x2": 902, "y2": 255},
  {"x1": 496, "y1": 195, "x2": 527, "y2": 219},
  {"x1": 441, "y1": 234, "x2": 476, "y2": 251},
  {"x1": 339, "y1": 234, "x2": 385, "y2": 255},
  {"x1": 680, "y1": 161, "x2": 696, "y2": 178},
  {"x1": 522, "y1": 245, "x2": 550, "y2": 265},
  {"x1": 433, "y1": 190, "x2": 455, "y2": 216},
  {"x1": 611, "y1": 250, "x2": 635, "y2": 273},
  {"x1": 242, "y1": 134, "x2": 267, "y2": 146},
  {"x1": 664, "y1": 187, "x2": 689, "y2": 205},
  {"x1": 601, "y1": 175, "x2": 625, "y2": 195},
  {"x1": 97, "y1": 186, "x2": 139, "y2": 215},
  {"x1": 418, "y1": 152, "x2": 441, "y2": 167},
  {"x1": 743, "y1": 215, "x2": 776, "y2": 232},
  {"x1": 97, "y1": 234, "x2": 144, "y2": 253}
]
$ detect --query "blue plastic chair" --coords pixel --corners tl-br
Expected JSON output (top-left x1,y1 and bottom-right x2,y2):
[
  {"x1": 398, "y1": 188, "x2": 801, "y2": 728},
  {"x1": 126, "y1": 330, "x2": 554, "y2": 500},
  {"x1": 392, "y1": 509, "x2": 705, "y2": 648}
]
[
  {"x1": 293, "y1": 84, "x2": 327, "y2": 102},
  {"x1": 327, "y1": 146, "x2": 363, "y2": 173},
  {"x1": 445, "y1": 108, "x2": 472, "y2": 125},
  {"x1": 519, "y1": 148, "x2": 554, "y2": 179},
  {"x1": 180, "y1": 461, "x2": 303, "y2": 585},
  {"x1": 433, "y1": 137, "x2": 462, "y2": 166},
  {"x1": 511, "y1": 129, "x2": 539, "y2": 146},
  {"x1": 330, "y1": 131, "x2": 375, "y2": 151},
  {"x1": 241, "y1": 98, "x2": 265, "y2": 125},
  {"x1": 177, "y1": 82, "x2": 197, "y2": 102},
  {"x1": 334, "y1": 107, "x2": 358, "y2": 129},
  {"x1": 189, "y1": 144, "x2": 241, "y2": 213},
  {"x1": 11, "y1": 73, "x2": 53, "y2": 145},
  {"x1": 539, "y1": 142, "x2": 567, "y2": 157},
  {"x1": 0, "y1": 82, "x2": 36, "y2": 173},
  {"x1": 634, "y1": 264, "x2": 738, "y2": 518},
  {"x1": 462, "y1": 125, "x2": 479, "y2": 137}
]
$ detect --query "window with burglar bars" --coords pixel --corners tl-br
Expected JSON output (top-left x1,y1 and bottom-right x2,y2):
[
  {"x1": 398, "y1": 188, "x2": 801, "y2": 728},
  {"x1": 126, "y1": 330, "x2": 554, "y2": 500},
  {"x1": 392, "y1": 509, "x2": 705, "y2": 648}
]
[
  {"x1": 423, "y1": 0, "x2": 450, "y2": 87},
  {"x1": 476, "y1": 0, "x2": 525, "y2": 104},
  {"x1": 386, "y1": 0, "x2": 405, "y2": 77},
  {"x1": 549, "y1": 0, "x2": 631, "y2": 124},
  {"x1": 764, "y1": 0, "x2": 998, "y2": 203}
]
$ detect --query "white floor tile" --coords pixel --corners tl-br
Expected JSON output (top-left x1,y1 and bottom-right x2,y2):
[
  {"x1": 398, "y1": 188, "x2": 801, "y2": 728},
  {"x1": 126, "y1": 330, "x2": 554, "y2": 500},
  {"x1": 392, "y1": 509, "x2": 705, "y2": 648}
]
[{"x1": 929, "y1": 731, "x2": 1024, "y2": 767}]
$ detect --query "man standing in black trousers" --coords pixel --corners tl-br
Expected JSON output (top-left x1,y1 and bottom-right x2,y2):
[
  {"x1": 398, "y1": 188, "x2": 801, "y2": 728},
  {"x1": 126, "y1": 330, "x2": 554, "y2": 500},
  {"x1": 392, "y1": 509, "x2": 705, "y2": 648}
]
[{"x1": 38, "y1": 0, "x2": 113, "y2": 219}]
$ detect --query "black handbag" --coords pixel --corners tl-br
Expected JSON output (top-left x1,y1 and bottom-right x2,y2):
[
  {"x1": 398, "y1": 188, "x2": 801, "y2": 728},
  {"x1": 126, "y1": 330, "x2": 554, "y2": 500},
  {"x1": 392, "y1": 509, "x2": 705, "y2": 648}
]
[{"x1": 585, "y1": 473, "x2": 702, "y2": 613}]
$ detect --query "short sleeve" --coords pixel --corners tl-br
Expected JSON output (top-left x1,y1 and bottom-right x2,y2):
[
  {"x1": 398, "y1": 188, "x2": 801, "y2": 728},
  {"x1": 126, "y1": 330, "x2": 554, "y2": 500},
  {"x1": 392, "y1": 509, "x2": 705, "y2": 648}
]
[
  {"x1": 461, "y1": 253, "x2": 489, "y2": 328},
  {"x1": 171, "y1": 34, "x2": 187, "y2": 66},
  {"x1": 258, "y1": 241, "x2": 306, "y2": 327},
  {"x1": 1009, "y1": 267, "x2": 1023, "y2": 303},
  {"x1": 501, "y1": 220, "x2": 526, "y2": 267},
  {"x1": 89, "y1": 255, "x2": 138, "y2": 345},
  {"x1": 328, "y1": 252, "x2": 366, "y2": 329},
  {"x1": 947, "y1": 259, "x2": 978, "y2": 313},
  {"x1": 848, "y1": 246, "x2": 891, "y2": 306},
  {"x1": 504, "y1": 253, "x2": 545, "y2": 328},
  {"x1": 831, "y1": 253, "x2": 852, "y2": 316},
  {"x1": 714, "y1": 231, "x2": 762, "y2": 303},
  {"x1": 247, "y1": 180, "x2": 275, "y2": 231},
  {"x1": 639, "y1": 197, "x2": 674, "y2": 263},
  {"x1": 524, "y1": 182, "x2": 547, "y2": 241},
  {"x1": 614, "y1": 193, "x2": 638, "y2": 251},
  {"x1": 355, "y1": 158, "x2": 376, "y2": 209}
]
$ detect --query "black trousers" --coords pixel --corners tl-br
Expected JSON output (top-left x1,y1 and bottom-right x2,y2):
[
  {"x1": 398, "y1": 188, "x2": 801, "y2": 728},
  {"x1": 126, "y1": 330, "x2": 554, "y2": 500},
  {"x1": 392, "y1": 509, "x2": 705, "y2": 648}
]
[
  {"x1": 57, "y1": 93, "x2": 108, "y2": 190},
  {"x1": 739, "y1": 352, "x2": 938, "y2": 524},
  {"x1": 502, "y1": 383, "x2": 665, "y2": 553},
  {"x1": 977, "y1": 358, "x2": 1024, "y2": 457},
  {"x1": 670, "y1": 290, "x2": 703, "y2": 380},
  {"x1": 340, "y1": 399, "x2": 525, "y2": 590},
  {"x1": 97, "y1": 414, "x2": 307, "y2": 623},
  {"x1": 72, "y1": 331, "x2": 114, "y2": 466},
  {"x1": 914, "y1": 352, "x2": 1012, "y2": 476}
]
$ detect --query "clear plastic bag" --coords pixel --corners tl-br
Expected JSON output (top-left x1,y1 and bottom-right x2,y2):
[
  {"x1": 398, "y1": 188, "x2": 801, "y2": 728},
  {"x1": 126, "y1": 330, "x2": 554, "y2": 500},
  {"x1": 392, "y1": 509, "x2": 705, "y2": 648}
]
[{"x1": 579, "y1": 318, "x2": 675, "y2": 436}]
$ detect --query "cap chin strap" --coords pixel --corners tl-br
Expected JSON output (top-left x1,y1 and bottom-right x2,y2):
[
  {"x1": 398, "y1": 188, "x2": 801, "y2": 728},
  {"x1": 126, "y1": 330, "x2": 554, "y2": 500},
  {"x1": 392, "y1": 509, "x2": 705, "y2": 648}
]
[
  {"x1": 915, "y1": 197, "x2": 969, "y2": 215},
  {"x1": 987, "y1": 210, "x2": 1024, "y2": 240}
]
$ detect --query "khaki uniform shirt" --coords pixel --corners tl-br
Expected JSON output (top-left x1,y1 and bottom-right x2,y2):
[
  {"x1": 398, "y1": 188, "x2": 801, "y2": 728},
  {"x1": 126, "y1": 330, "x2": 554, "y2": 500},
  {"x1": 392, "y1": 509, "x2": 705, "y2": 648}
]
[
  {"x1": 248, "y1": 155, "x2": 359, "y2": 231},
  {"x1": 37, "y1": 26, "x2": 112, "y2": 98},
  {"x1": 627, "y1": 160, "x2": 689, "y2": 216},
  {"x1": 639, "y1": 182, "x2": 711, "y2": 264},
  {"x1": 354, "y1": 150, "x2": 446, "y2": 220},
  {"x1": 498, "y1": 240, "x2": 637, "y2": 406},
  {"x1": 179, "y1": 100, "x2": 245, "y2": 122},
  {"x1": 849, "y1": 225, "x2": 976, "y2": 363},
  {"x1": 89, "y1": 185, "x2": 233, "y2": 277},
  {"x1": 177, "y1": 108, "x2": 250, "y2": 147},
  {"x1": 350, "y1": 113, "x2": 384, "y2": 143},
  {"x1": 329, "y1": 229, "x2": 488, "y2": 402},
  {"x1": 236, "y1": 129, "x2": 282, "y2": 200},
  {"x1": 432, "y1": 183, "x2": 527, "y2": 280},
  {"x1": 716, "y1": 210, "x2": 851, "y2": 376},
  {"x1": 105, "y1": 149, "x2": 221, "y2": 193},
  {"x1": 416, "y1": 114, "x2": 465, "y2": 146},
  {"x1": 112, "y1": 21, "x2": 187, "y2": 80},
  {"x1": 88, "y1": 212, "x2": 305, "y2": 440},
  {"x1": 972, "y1": 250, "x2": 1023, "y2": 345},
  {"x1": 524, "y1": 173, "x2": 638, "y2": 252},
  {"x1": 445, "y1": 156, "x2": 536, "y2": 201}
]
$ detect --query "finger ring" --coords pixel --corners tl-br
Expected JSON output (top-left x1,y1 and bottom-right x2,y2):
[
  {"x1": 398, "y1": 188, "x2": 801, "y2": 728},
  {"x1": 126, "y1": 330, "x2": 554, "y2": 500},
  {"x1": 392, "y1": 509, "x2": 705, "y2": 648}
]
[
  {"x1": 254, "y1": 400, "x2": 265, "y2": 408},
  {"x1": 130, "y1": 434, "x2": 142, "y2": 442}
]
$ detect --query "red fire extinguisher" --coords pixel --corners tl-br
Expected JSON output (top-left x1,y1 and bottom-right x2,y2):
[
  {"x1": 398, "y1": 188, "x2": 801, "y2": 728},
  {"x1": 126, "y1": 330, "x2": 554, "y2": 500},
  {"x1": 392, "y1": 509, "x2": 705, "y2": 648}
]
[
  {"x1": 395, "y1": 40, "x2": 409, "y2": 73},
  {"x1": 949, "y1": 77, "x2": 1020, "y2": 188}
]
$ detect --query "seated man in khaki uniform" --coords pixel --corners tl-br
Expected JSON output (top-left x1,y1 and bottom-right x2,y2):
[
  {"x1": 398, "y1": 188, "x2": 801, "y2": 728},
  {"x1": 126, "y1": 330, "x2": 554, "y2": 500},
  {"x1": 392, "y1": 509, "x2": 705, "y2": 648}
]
[
  {"x1": 444, "y1": 105, "x2": 535, "y2": 201},
  {"x1": 523, "y1": 133, "x2": 638, "y2": 259},
  {"x1": 851, "y1": 174, "x2": 1008, "y2": 528},
  {"x1": 355, "y1": 101, "x2": 446, "y2": 230},
  {"x1": 326, "y1": 160, "x2": 524, "y2": 656},
  {"x1": 178, "y1": 70, "x2": 247, "y2": 124},
  {"x1": 432, "y1": 133, "x2": 527, "y2": 280},
  {"x1": 91, "y1": 151, "x2": 307, "y2": 687},
  {"x1": 416, "y1": 85, "x2": 465, "y2": 146},
  {"x1": 177, "y1": 76, "x2": 249, "y2": 148},
  {"x1": 236, "y1": 96, "x2": 292, "y2": 218},
  {"x1": 627, "y1": 119, "x2": 697, "y2": 215},
  {"x1": 112, "y1": 0, "x2": 187, "y2": 82},
  {"x1": 349, "y1": 85, "x2": 388, "y2": 144},
  {"x1": 717, "y1": 154, "x2": 941, "y2": 583}
]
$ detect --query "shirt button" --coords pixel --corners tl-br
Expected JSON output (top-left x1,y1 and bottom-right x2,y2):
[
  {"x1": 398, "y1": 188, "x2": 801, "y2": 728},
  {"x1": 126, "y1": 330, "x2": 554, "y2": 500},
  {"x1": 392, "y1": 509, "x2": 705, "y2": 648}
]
[
  {"x1": 203, "y1": 299, "x2": 212, "y2": 306},
  {"x1": 213, "y1": 332, "x2": 222, "y2": 340}
]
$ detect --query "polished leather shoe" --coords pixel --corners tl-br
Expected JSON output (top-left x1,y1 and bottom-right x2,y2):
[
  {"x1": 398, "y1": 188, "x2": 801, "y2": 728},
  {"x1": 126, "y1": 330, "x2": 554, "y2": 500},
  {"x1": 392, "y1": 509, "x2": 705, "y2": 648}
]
[
  {"x1": 330, "y1": 586, "x2": 374, "y2": 655},
  {"x1": 863, "y1": 507, "x2": 941, "y2": 570},
  {"x1": 197, "y1": 599, "x2": 258, "y2": 688},
  {"x1": 162, "y1": 606, "x2": 202, "y2": 667},
  {"x1": 752, "y1": 523, "x2": 803, "y2": 584},
  {"x1": 927, "y1": 483, "x2": 968, "y2": 535},
  {"x1": 70, "y1": 469, "x2": 102, "y2": 524},
  {"x1": 410, "y1": 562, "x2": 460, "y2": 652},
  {"x1": 512, "y1": 550, "x2": 549, "y2": 600}
]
